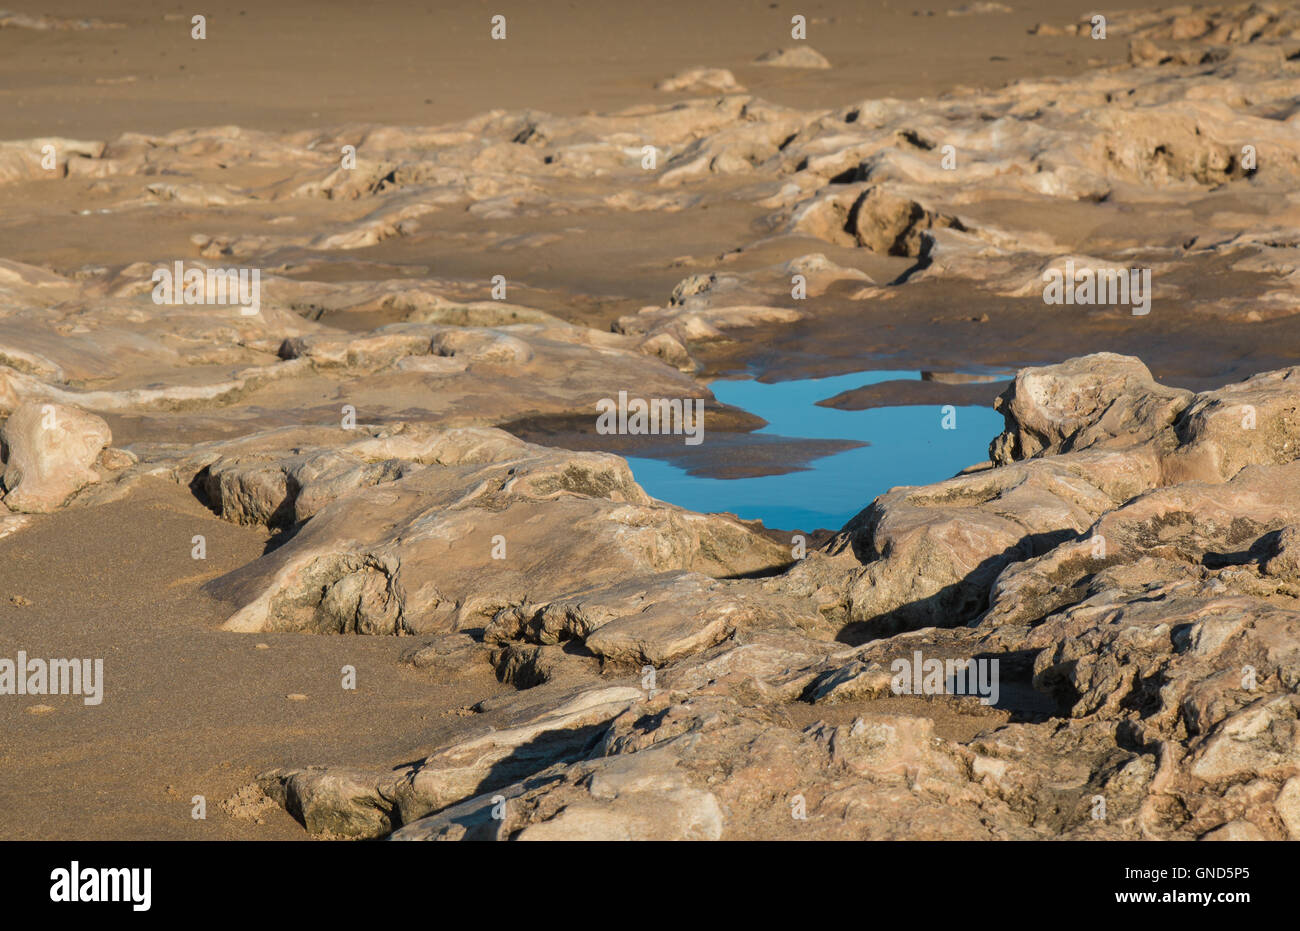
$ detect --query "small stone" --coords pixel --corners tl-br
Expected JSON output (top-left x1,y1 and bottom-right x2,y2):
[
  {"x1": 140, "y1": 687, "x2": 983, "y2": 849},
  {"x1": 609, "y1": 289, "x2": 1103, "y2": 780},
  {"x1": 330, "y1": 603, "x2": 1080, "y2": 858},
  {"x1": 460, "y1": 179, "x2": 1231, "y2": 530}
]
[{"x1": 753, "y1": 46, "x2": 831, "y2": 69}]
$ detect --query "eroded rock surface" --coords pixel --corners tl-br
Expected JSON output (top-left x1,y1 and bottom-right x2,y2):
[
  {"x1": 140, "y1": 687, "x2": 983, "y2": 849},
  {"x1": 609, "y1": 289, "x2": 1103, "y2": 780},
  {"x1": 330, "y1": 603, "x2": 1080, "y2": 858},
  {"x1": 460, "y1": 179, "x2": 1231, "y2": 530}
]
[{"x1": 226, "y1": 353, "x2": 1300, "y2": 841}]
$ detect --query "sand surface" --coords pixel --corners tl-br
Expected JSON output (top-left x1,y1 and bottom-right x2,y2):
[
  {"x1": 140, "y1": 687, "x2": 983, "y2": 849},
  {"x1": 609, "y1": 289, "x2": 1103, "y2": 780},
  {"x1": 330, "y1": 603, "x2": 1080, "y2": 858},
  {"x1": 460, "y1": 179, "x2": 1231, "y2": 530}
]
[
  {"x1": 0, "y1": 478, "x2": 508, "y2": 839},
  {"x1": 3, "y1": 0, "x2": 1142, "y2": 141}
]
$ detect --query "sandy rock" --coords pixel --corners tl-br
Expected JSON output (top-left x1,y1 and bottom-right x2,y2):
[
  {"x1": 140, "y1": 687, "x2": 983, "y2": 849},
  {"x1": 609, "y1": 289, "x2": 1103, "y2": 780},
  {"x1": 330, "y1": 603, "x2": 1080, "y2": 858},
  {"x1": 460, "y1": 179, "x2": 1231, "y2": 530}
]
[
  {"x1": 822, "y1": 446, "x2": 1160, "y2": 633},
  {"x1": 848, "y1": 186, "x2": 964, "y2": 256},
  {"x1": 1, "y1": 402, "x2": 112, "y2": 512},
  {"x1": 656, "y1": 67, "x2": 744, "y2": 94},
  {"x1": 1201, "y1": 820, "x2": 1267, "y2": 840},
  {"x1": 1274, "y1": 776, "x2": 1300, "y2": 839},
  {"x1": 490, "y1": 641, "x2": 601, "y2": 689},
  {"x1": 205, "y1": 439, "x2": 789, "y2": 634},
  {"x1": 1188, "y1": 695, "x2": 1300, "y2": 785},
  {"x1": 1164, "y1": 366, "x2": 1300, "y2": 483},
  {"x1": 754, "y1": 47, "x2": 832, "y2": 69},
  {"x1": 486, "y1": 572, "x2": 815, "y2": 668},
  {"x1": 0, "y1": 138, "x2": 106, "y2": 184},
  {"x1": 429, "y1": 328, "x2": 534, "y2": 364},
  {"x1": 514, "y1": 749, "x2": 724, "y2": 840},
  {"x1": 262, "y1": 684, "x2": 645, "y2": 837},
  {"x1": 231, "y1": 350, "x2": 1300, "y2": 842},
  {"x1": 990, "y1": 353, "x2": 1193, "y2": 464},
  {"x1": 402, "y1": 632, "x2": 494, "y2": 682},
  {"x1": 1262, "y1": 525, "x2": 1300, "y2": 582},
  {"x1": 259, "y1": 767, "x2": 398, "y2": 838},
  {"x1": 5, "y1": 1, "x2": 1299, "y2": 845}
]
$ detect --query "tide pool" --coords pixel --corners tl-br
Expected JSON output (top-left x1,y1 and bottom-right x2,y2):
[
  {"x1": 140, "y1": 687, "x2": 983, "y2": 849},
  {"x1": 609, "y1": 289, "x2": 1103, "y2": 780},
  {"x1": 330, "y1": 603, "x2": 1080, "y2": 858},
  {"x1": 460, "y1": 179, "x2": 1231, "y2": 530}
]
[{"x1": 626, "y1": 370, "x2": 1006, "y2": 532}]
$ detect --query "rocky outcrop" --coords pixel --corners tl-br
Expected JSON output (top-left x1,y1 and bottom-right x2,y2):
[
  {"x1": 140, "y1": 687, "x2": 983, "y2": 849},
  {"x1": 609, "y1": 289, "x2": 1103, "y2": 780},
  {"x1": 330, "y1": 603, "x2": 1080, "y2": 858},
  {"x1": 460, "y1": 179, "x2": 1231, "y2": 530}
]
[
  {"x1": 243, "y1": 353, "x2": 1300, "y2": 841},
  {"x1": 196, "y1": 427, "x2": 791, "y2": 635}
]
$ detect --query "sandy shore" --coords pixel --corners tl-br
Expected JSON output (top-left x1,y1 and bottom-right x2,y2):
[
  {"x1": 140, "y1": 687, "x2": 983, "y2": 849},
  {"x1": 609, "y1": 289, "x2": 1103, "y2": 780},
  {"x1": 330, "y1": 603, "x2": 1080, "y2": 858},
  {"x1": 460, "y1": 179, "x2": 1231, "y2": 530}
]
[
  {"x1": 0, "y1": 478, "x2": 513, "y2": 839},
  {"x1": 1, "y1": 0, "x2": 1298, "y2": 840}
]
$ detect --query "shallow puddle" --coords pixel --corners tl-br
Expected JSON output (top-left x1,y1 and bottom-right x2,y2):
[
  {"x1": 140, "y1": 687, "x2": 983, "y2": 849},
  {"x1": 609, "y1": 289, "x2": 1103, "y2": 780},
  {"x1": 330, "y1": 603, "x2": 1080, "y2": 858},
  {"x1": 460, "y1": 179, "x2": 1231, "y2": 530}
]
[{"x1": 627, "y1": 370, "x2": 1007, "y2": 532}]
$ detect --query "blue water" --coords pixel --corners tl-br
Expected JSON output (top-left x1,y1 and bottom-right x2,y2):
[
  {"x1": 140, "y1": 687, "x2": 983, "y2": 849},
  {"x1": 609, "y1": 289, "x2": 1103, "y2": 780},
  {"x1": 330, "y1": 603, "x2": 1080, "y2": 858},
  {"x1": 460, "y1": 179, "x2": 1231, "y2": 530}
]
[{"x1": 626, "y1": 370, "x2": 1006, "y2": 532}]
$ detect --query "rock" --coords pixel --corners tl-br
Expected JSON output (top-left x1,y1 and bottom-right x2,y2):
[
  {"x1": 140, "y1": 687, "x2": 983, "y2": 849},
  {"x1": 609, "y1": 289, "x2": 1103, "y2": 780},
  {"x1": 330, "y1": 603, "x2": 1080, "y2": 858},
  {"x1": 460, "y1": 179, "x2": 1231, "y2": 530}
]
[
  {"x1": 0, "y1": 513, "x2": 32, "y2": 541},
  {"x1": 1171, "y1": 14, "x2": 1212, "y2": 40},
  {"x1": 490, "y1": 641, "x2": 600, "y2": 689},
  {"x1": 1188, "y1": 696, "x2": 1300, "y2": 785},
  {"x1": 754, "y1": 47, "x2": 832, "y2": 69},
  {"x1": 1, "y1": 402, "x2": 111, "y2": 512},
  {"x1": 0, "y1": 138, "x2": 106, "y2": 184},
  {"x1": 1163, "y1": 367, "x2": 1300, "y2": 483},
  {"x1": 848, "y1": 186, "x2": 963, "y2": 256},
  {"x1": 1274, "y1": 776, "x2": 1300, "y2": 839},
  {"x1": 97, "y1": 447, "x2": 138, "y2": 471},
  {"x1": 513, "y1": 749, "x2": 724, "y2": 840},
  {"x1": 487, "y1": 572, "x2": 816, "y2": 668},
  {"x1": 1263, "y1": 526, "x2": 1300, "y2": 582},
  {"x1": 259, "y1": 767, "x2": 397, "y2": 838},
  {"x1": 259, "y1": 390, "x2": 1300, "y2": 841},
  {"x1": 429, "y1": 328, "x2": 534, "y2": 364},
  {"x1": 1201, "y1": 820, "x2": 1266, "y2": 841},
  {"x1": 819, "y1": 446, "x2": 1160, "y2": 634},
  {"x1": 990, "y1": 353, "x2": 1193, "y2": 465},
  {"x1": 262, "y1": 684, "x2": 645, "y2": 837},
  {"x1": 802, "y1": 659, "x2": 894, "y2": 704},
  {"x1": 204, "y1": 433, "x2": 789, "y2": 635},
  {"x1": 402, "y1": 633, "x2": 493, "y2": 682},
  {"x1": 991, "y1": 355, "x2": 1300, "y2": 484},
  {"x1": 656, "y1": 67, "x2": 744, "y2": 94},
  {"x1": 4, "y1": 1, "x2": 1300, "y2": 845}
]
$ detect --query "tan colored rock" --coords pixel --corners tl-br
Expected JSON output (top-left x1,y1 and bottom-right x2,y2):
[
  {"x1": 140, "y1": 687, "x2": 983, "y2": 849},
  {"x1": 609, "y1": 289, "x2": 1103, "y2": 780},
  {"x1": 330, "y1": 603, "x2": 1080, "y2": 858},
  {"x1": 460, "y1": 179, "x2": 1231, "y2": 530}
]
[
  {"x1": 1274, "y1": 776, "x2": 1300, "y2": 839},
  {"x1": 848, "y1": 186, "x2": 963, "y2": 256},
  {"x1": 1201, "y1": 820, "x2": 1266, "y2": 841},
  {"x1": 822, "y1": 445, "x2": 1161, "y2": 633},
  {"x1": 989, "y1": 353, "x2": 1191, "y2": 465},
  {"x1": 1189, "y1": 696, "x2": 1300, "y2": 785},
  {"x1": 262, "y1": 684, "x2": 644, "y2": 837},
  {"x1": 1164, "y1": 367, "x2": 1300, "y2": 483},
  {"x1": 754, "y1": 46, "x2": 831, "y2": 69},
  {"x1": 1, "y1": 402, "x2": 111, "y2": 512},
  {"x1": 656, "y1": 67, "x2": 744, "y2": 94},
  {"x1": 205, "y1": 437, "x2": 789, "y2": 634},
  {"x1": 487, "y1": 572, "x2": 816, "y2": 667},
  {"x1": 1263, "y1": 526, "x2": 1300, "y2": 582}
]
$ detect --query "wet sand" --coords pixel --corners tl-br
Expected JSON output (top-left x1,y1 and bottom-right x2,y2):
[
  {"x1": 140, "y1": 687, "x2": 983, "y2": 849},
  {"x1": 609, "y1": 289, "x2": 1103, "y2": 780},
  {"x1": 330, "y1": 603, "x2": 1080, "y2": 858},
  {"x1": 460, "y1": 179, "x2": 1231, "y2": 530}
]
[
  {"x1": 0, "y1": 478, "x2": 508, "y2": 839},
  {"x1": 4, "y1": 0, "x2": 1143, "y2": 141}
]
